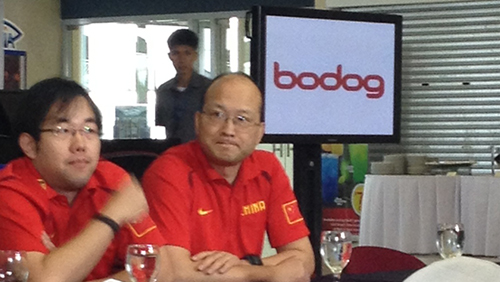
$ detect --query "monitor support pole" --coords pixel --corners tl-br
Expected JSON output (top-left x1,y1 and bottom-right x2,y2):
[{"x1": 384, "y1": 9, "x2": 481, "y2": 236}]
[{"x1": 293, "y1": 143, "x2": 323, "y2": 277}]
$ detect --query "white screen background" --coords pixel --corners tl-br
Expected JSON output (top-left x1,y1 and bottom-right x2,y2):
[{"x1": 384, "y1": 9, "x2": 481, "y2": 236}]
[{"x1": 264, "y1": 15, "x2": 396, "y2": 136}]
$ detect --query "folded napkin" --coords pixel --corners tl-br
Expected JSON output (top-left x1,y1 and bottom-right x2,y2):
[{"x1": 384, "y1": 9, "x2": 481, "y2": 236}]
[{"x1": 403, "y1": 256, "x2": 500, "y2": 282}]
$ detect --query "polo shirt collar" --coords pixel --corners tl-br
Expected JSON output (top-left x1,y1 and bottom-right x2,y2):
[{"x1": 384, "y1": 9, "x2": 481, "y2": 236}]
[
  {"x1": 170, "y1": 72, "x2": 205, "y2": 90},
  {"x1": 19, "y1": 157, "x2": 101, "y2": 201}
]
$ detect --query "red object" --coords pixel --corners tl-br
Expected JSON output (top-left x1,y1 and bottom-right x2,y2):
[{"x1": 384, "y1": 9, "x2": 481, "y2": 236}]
[
  {"x1": 132, "y1": 266, "x2": 147, "y2": 282},
  {"x1": 322, "y1": 207, "x2": 360, "y2": 235},
  {"x1": 142, "y1": 140, "x2": 310, "y2": 258},
  {"x1": 283, "y1": 200, "x2": 303, "y2": 224},
  {"x1": 0, "y1": 157, "x2": 166, "y2": 281},
  {"x1": 343, "y1": 246, "x2": 426, "y2": 274}
]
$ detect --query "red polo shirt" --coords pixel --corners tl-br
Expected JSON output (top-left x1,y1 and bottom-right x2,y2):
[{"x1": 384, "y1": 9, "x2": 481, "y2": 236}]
[
  {"x1": 142, "y1": 141, "x2": 309, "y2": 258},
  {"x1": 0, "y1": 157, "x2": 165, "y2": 281}
]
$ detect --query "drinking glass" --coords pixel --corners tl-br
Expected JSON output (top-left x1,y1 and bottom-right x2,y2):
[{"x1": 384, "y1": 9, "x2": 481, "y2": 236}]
[
  {"x1": 436, "y1": 223, "x2": 464, "y2": 259},
  {"x1": 125, "y1": 244, "x2": 160, "y2": 282},
  {"x1": 0, "y1": 250, "x2": 29, "y2": 282},
  {"x1": 320, "y1": 230, "x2": 352, "y2": 280}
]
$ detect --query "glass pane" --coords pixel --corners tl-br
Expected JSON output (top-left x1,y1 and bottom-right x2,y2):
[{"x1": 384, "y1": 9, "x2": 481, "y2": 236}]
[
  {"x1": 82, "y1": 23, "x2": 184, "y2": 140},
  {"x1": 78, "y1": 16, "x2": 248, "y2": 140}
]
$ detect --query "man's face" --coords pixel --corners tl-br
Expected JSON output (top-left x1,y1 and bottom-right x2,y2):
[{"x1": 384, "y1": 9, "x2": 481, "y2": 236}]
[
  {"x1": 29, "y1": 96, "x2": 101, "y2": 193},
  {"x1": 195, "y1": 75, "x2": 265, "y2": 167},
  {"x1": 169, "y1": 45, "x2": 198, "y2": 76}
]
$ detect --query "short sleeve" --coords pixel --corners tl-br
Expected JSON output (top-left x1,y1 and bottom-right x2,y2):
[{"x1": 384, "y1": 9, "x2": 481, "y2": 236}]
[
  {"x1": 264, "y1": 155, "x2": 310, "y2": 248},
  {"x1": 0, "y1": 185, "x2": 48, "y2": 253}
]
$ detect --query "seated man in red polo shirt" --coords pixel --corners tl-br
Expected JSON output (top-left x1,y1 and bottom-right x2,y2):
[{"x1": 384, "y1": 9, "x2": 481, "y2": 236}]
[
  {"x1": 0, "y1": 78, "x2": 167, "y2": 282},
  {"x1": 142, "y1": 73, "x2": 314, "y2": 282}
]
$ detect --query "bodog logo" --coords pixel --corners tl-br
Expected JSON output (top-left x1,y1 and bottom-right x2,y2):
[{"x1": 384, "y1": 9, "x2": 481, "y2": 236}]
[{"x1": 273, "y1": 62, "x2": 385, "y2": 99}]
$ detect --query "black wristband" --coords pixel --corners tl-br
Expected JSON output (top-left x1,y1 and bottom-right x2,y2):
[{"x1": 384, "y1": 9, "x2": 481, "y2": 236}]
[
  {"x1": 93, "y1": 214, "x2": 120, "y2": 234},
  {"x1": 243, "y1": 255, "x2": 263, "y2": 266}
]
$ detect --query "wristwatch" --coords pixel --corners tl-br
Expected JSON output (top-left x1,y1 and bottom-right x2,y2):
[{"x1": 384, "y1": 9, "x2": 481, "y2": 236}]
[{"x1": 243, "y1": 255, "x2": 263, "y2": 265}]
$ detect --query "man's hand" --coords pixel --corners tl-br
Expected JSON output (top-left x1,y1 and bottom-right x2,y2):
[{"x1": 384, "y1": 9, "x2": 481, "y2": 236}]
[
  {"x1": 191, "y1": 251, "x2": 244, "y2": 275},
  {"x1": 100, "y1": 175, "x2": 149, "y2": 226}
]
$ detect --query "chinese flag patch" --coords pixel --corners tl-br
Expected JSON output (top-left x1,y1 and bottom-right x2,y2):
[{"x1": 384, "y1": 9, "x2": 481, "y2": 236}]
[{"x1": 282, "y1": 200, "x2": 304, "y2": 225}]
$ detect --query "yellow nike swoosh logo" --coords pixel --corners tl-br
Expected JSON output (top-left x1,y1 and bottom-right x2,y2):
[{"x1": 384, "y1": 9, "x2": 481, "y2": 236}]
[{"x1": 198, "y1": 208, "x2": 213, "y2": 216}]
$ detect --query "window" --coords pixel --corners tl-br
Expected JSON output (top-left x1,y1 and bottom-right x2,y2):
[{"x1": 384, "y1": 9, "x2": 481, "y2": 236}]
[{"x1": 64, "y1": 15, "x2": 248, "y2": 140}]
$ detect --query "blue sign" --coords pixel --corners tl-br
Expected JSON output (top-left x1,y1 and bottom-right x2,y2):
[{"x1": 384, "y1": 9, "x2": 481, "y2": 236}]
[{"x1": 3, "y1": 20, "x2": 23, "y2": 49}]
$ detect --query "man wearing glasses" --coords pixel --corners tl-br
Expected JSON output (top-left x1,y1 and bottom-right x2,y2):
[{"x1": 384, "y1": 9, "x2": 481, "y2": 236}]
[
  {"x1": 0, "y1": 78, "x2": 167, "y2": 282},
  {"x1": 143, "y1": 73, "x2": 314, "y2": 282}
]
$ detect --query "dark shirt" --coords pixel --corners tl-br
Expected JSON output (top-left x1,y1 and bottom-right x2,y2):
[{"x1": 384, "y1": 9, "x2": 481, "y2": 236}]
[{"x1": 155, "y1": 72, "x2": 211, "y2": 143}]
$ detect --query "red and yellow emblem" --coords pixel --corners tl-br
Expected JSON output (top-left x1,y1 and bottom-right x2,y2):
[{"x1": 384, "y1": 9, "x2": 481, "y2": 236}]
[
  {"x1": 126, "y1": 217, "x2": 158, "y2": 238},
  {"x1": 282, "y1": 200, "x2": 304, "y2": 224}
]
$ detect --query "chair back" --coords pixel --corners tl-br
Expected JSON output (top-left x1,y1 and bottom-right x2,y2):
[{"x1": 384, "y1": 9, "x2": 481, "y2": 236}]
[
  {"x1": 338, "y1": 246, "x2": 426, "y2": 282},
  {"x1": 102, "y1": 150, "x2": 159, "y2": 180},
  {"x1": 100, "y1": 138, "x2": 180, "y2": 180}
]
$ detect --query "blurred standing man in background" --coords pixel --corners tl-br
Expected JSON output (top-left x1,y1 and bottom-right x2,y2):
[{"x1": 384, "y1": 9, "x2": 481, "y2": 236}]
[
  {"x1": 156, "y1": 29, "x2": 212, "y2": 143},
  {"x1": 144, "y1": 73, "x2": 314, "y2": 282},
  {"x1": 0, "y1": 78, "x2": 167, "y2": 282}
]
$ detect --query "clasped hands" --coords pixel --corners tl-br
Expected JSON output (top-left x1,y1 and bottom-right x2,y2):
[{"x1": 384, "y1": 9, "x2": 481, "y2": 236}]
[{"x1": 191, "y1": 251, "x2": 249, "y2": 275}]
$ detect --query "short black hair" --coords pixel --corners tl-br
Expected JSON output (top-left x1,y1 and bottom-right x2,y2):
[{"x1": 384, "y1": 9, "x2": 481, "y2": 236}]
[
  {"x1": 13, "y1": 77, "x2": 102, "y2": 141},
  {"x1": 167, "y1": 29, "x2": 199, "y2": 50}
]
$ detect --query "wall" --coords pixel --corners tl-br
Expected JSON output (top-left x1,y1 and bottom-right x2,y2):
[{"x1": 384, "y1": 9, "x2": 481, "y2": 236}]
[
  {"x1": 4, "y1": 0, "x2": 61, "y2": 87},
  {"x1": 60, "y1": 0, "x2": 315, "y2": 19}
]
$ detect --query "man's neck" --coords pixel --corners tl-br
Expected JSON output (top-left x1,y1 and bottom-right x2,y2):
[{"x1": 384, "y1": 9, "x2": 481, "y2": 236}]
[
  {"x1": 54, "y1": 189, "x2": 79, "y2": 206},
  {"x1": 212, "y1": 163, "x2": 242, "y2": 185},
  {"x1": 176, "y1": 71, "x2": 193, "y2": 88}
]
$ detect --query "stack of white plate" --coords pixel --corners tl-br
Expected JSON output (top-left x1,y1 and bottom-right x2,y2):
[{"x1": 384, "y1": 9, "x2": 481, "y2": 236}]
[
  {"x1": 371, "y1": 161, "x2": 395, "y2": 175},
  {"x1": 383, "y1": 154, "x2": 406, "y2": 175},
  {"x1": 406, "y1": 154, "x2": 428, "y2": 175}
]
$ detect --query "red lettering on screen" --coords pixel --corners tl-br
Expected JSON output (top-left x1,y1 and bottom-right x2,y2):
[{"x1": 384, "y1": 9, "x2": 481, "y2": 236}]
[{"x1": 273, "y1": 62, "x2": 385, "y2": 99}]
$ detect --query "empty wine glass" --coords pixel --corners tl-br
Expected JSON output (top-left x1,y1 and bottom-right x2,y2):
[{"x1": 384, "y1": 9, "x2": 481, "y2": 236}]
[
  {"x1": 436, "y1": 223, "x2": 464, "y2": 259},
  {"x1": 320, "y1": 230, "x2": 352, "y2": 280},
  {"x1": 0, "y1": 250, "x2": 29, "y2": 282},
  {"x1": 125, "y1": 244, "x2": 160, "y2": 282}
]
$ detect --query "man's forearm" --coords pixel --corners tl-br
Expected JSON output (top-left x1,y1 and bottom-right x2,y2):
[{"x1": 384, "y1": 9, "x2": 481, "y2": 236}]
[
  {"x1": 165, "y1": 245, "x2": 312, "y2": 282},
  {"x1": 88, "y1": 270, "x2": 132, "y2": 282},
  {"x1": 27, "y1": 219, "x2": 116, "y2": 282},
  {"x1": 170, "y1": 262, "x2": 310, "y2": 282},
  {"x1": 262, "y1": 237, "x2": 315, "y2": 279}
]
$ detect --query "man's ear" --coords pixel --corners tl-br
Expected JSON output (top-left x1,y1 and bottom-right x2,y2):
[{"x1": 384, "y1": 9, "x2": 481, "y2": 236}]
[
  {"x1": 18, "y1": 133, "x2": 37, "y2": 159},
  {"x1": 194, "y1": 111, "x2": 201, "y2": 136},
  {"x1": 256, "y1": 122, "x2": 265, "y2": 144}
]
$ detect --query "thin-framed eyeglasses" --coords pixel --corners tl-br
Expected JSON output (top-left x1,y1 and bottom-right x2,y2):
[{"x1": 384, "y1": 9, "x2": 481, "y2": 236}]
[
  {"x1": 40, "y1": 125, "x2": 100, "y2": 140},
  {"x1": 201, "y1": 110, "x2": 261, "y2": 130}
]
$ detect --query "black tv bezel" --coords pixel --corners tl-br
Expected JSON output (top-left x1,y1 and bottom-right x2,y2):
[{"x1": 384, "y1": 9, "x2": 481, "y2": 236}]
[{"x1": 250, "y1": 6, "x2": 403, "y2": 144}]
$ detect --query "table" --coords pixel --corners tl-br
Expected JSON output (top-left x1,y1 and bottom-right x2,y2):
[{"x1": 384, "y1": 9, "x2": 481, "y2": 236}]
[
  {"x1": 461, "y1": 176, "x2": 500, "y2": 256},
  {"x1": 359, "y1": 175, "x2": 460, "y2": 254},
  {"x1": 360, "y1": 175, "x2": 500, "y2": 256}
]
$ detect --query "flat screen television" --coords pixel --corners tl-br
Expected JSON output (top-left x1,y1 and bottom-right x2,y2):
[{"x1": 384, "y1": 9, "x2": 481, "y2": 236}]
[{"x1": 249, "y1": 6, "x2": 402, "y2": 144}]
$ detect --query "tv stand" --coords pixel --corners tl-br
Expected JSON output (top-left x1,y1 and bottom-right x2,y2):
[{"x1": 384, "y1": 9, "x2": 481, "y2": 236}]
[{"x1": 293, "y1": 143, "x2": 323, "y2": 277}]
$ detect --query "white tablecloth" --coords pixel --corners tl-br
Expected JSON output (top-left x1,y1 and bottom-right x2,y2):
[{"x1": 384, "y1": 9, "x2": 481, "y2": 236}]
[
  {"x1": 461, "y1": 176, "x2": 500, "y2": 256},
  {"x1": 359, "y1": 175, "x2": 461, "y2": 254},
  {"x1": 404, "y1": 256, "x2": 500, "y2": 282}
]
